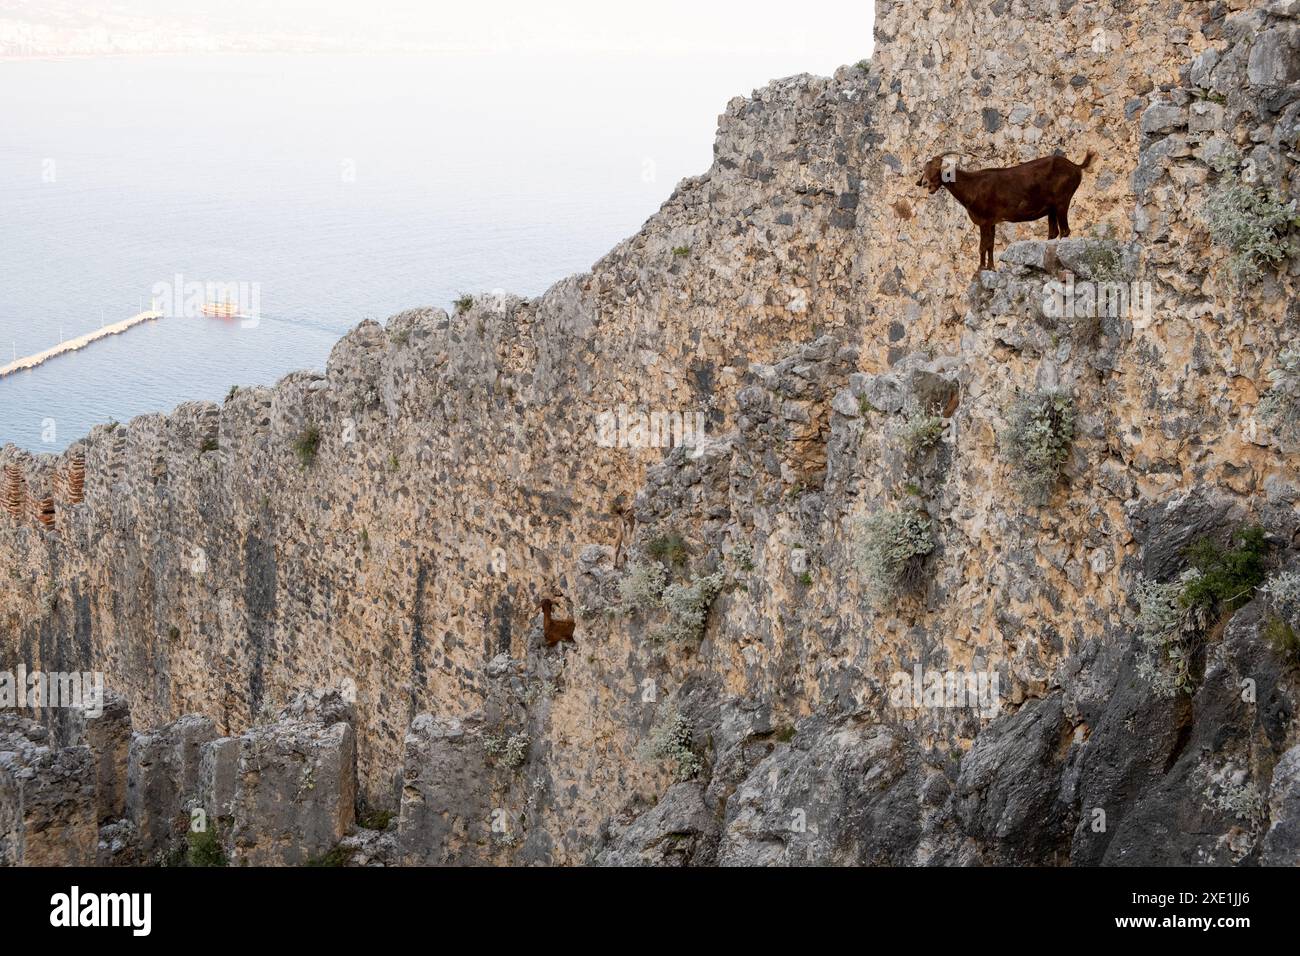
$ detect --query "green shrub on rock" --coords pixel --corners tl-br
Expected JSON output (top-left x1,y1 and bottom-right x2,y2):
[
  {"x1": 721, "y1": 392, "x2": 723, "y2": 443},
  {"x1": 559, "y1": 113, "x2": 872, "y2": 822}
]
[
  {"x1": 1133, "y1": 575, "x2": 1195, "y2": 698},
  {"x1": 619, "y1": 560, "x2": 668, "y2": 609},
  {"x1": 293, "y1": 426, "x2": 322, "y2": 467},
  {"x1": 899, "y1": 410, "x2": 944, "y2": 457},
  {"x1": 652, "y1": 572, "x2": 724, "y2": 644},
  {"x1": 856, "y1": 510, "x2": 934, "y2": 602},
  {"x1": 1132, "y1": 527, "x2": 1271, "y2": 697},
  {"x1": 483, "y1": 731, "x2": 530, "y2": 770},
  {"x1": 1261, "y1": 569, "x2": 1300, "y2": 661},
  {"x1": 641, "y1": 706, "x2": 702, "y2": 782},
  {"x1": 1202, "y1": 150, "x2": 1299, "y2": 287},
  {"x1": 1259, "y1": 346, "x2": 1300, "y2": 445},
  {"x1": 1000, "y1": 389, "x2": 1075, "y2": 505}
]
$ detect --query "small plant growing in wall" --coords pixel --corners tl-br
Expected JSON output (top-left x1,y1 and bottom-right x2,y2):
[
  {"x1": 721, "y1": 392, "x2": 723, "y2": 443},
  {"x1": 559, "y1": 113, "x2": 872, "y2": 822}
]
[
  {"x1": 1201, "y1": 763, "x2": 1265, "y2": 826},
  {"x1": 645, "y1": 532, "x2": 690, "y2": 568},
  {"x1": 454, "y1": 293, "x2": 474, "y2": 315},
  {"x1": 185, "y1": 828, "x2": 227, "y2": 867},
  {"x1": 653, "y1": 571, "x2": 725, "y2": 644},
  {"x1": 1133, "y1": 575, "x2": 1196, "y2": 698},
  {"x1": 1202, "y1": 149, "x2": 1299, "y2": 288},
  {"x1": 730, "y1": 540, "x2": 754, "y2": 573},
  {"x1": 641, "y1": 705, "x2": 702, "y2": 782},
  {"x1": 1079, "y1": 226, "x2": 1127, "y2": 283},
  {"x1": 1260, "y1": 569, "x2": 1300, "y2": 662},
  {"x1": 1180, "y1": 525, "x2": 1269, "y2": 616},
  {"x1": 1259, "y1": 345, "x2": 1300, "y2": 445},
  {"x1": 1000, "y1": 389, "x2": 1075, "y2": 505},
  {"x1": 619, "y1": 560, "x2": 668, "y2": 610},
  {"x1": 483, "y1": 731, "x2": 530, "y2": 770},
  {"x1": 1132, "y1": 526, "x2": 1271, "y2": 697},
  {"x1": 855, "y1": 510, "x2": 935, "y2": 602},
  {"x1": 671, "y1": 245, "x2": 691, "y2": 258},
  {"x1": 356, "y1": 807, "x2": 394, "y2": 831},
  {"x1": 293, "y1": 426, "x2": 322, "y2": 467},
  {"x1": 898, "y1": 409, "x2": 944, "y2": 458},
  {"x1": 305, "y1": 844, "x2": 355, "y2": 867}
]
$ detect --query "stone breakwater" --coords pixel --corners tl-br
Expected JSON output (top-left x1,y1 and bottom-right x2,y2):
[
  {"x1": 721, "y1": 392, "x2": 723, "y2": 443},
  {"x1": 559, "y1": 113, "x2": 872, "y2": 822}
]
[
  {"x1": 0, "y1": 311, "x2": 163, "y2": 379},
  {"x1": 3, "y1": 0, "x2": 1300, "y2": 865}
]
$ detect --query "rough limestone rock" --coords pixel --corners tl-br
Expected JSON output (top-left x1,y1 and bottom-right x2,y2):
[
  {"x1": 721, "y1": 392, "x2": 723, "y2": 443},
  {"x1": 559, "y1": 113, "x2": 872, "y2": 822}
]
[
  {"x1": 719, "y1": 719, "x2": 964, "y2": 866},
  {"x1": 228, "y1": 717, "x2": 357, "y2": 866},
  {"x1": 396, "y1": 714, "x2": 493, "y2": 866},
  {"x1": 2, "y1": 0, "x2": 1299, "y2": 866},
  {"x1": 1262, "y1": 746, "x2": 1300, "y2": 865},
  {"x1": 79, "y1": 691, "x2": 132, "y2": 823},
  {"x1": 596, "y1": 783, "x2": 719, "y2": 867},
  {"x1": 125, "y1": 714, "x2": 217, "y2": 859},
  {"x1": 0, "y1": 716, "x2": 97, "y2": 865}
]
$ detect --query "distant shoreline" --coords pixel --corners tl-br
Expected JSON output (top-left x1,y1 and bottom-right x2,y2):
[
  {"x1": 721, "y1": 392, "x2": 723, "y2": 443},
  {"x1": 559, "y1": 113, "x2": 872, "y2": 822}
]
[{"x1": 0, "y1": 45, "x2": 809, "y2": 64}]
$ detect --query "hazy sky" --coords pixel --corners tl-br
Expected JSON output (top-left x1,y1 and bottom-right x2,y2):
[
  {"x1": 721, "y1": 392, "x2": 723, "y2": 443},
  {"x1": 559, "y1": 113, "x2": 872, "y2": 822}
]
[{"x1": 5, "y1": 0, "x2": 875, "y2": 68}]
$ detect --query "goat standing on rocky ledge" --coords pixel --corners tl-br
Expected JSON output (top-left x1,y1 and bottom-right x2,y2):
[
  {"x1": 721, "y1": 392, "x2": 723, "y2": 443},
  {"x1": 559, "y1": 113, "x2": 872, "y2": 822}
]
[
  {"x1": 537, "y1": 595, "x2": 576, "y2": 647},
  {"x1": 916, "y1": 150, "x2": 1096, "y2": 273}
]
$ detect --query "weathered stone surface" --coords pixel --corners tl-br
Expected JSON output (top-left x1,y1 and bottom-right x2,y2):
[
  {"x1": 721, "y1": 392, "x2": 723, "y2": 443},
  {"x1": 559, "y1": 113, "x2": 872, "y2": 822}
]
[
  {"x1": 396, "y1": 714, "x2": 493, "y2": 866},
  {"x1": 1, "y1": 0, "x2": 1297, "y2": 868},
  {"x1": 1262, "y1": 746, "x2": 1300, "y2": 865},
  {"x1": 955, "y1": 695, "x2": 1072, "y2": 864},
  {"x1": 718, "y1": 720, "x2": 963, "y2": 866},
  {"x1": 201, "y1": 736, "x2": 239, "y2": 823},
  {"x1": 82, "y1": 691, "x2": 132, "y2": 823},
  {"x1": 125, "y1": 714, "x2": 217, "y2": 859},
  {"x1": 0, "y1": 716, "x2": 97, "y2": 866},
  {"x1": 228, "y1": 718, "x2": 356, "y2": 866},
  {"x1": 596, "y1": 783, "x2": 719, "y2": 867}
]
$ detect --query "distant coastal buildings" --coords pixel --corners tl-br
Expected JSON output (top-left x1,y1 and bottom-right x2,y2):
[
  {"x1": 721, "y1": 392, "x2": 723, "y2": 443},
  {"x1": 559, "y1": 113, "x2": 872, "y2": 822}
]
[
  {"x1": 0, "y1": 5, "x2": 434, "y2": 59},
  {"x1": 0, "y1": 21, "x2": 373, "y2": 58}
]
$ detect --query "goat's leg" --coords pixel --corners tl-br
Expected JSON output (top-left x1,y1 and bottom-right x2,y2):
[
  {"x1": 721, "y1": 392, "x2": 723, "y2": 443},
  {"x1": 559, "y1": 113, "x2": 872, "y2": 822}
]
[
  {"x1": 1059, "y1": 204, "x2": 1072, "y2": 237},
  {"x1": 1047, "y1": 209, "x2": 1059, "y2": 240},
  {"x1": 979, "y1": 223, "x2": 995, "y2": 272}
]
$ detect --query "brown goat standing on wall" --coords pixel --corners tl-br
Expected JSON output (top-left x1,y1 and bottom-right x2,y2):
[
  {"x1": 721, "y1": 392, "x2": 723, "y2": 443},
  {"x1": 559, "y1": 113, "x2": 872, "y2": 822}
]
[
  {"x1": 916, "y1": 150, "x2": 1096, "y2": 272},
  {"x1": 537, "y1": 595, "x2": 576, "y2": 646}
]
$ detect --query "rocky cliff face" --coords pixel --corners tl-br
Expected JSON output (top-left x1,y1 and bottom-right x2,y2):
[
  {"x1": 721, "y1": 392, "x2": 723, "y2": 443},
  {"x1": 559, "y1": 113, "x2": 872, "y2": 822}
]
[{"x1": 3, "y1": 0, "x2": 1300, "y2": 866}]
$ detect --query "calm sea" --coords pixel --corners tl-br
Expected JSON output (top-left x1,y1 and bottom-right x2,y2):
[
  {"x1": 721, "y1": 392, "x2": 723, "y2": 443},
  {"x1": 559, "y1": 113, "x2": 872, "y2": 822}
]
[{"x1": 0, "y1": 51, "x2": 804, "y2": 451}]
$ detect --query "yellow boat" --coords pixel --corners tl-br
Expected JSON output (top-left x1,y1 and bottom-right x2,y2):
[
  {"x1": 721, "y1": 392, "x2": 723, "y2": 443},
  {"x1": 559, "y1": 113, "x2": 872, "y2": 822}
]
[{"x1": 201, "y1": 299, "x2": 242, "y2": 320}]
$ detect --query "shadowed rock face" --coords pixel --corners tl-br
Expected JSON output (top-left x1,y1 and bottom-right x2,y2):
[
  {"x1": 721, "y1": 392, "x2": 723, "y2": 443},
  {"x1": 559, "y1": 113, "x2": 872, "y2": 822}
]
[
  {"x1": 0, "y1": 715, "x2": 97, "y2": 866},
  {"x1": 2, "y1": 0, "x2": 1300, "y2": 866}
]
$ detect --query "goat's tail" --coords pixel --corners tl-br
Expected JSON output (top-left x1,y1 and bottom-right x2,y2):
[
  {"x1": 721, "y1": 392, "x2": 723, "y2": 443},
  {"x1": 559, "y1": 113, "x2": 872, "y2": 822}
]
[{"x1": 1077, "y1": 149, "x2": 1097, "y2": 171}]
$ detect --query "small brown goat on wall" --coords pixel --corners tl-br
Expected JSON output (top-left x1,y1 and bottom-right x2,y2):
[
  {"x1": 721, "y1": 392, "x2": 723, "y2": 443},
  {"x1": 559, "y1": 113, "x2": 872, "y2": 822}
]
[
  {"x1": 916, "y1": 150, "x2": 1096, "y2": 272},
  {"x1": 537, "y1": 595, "x2": 576, "y2": 646}
]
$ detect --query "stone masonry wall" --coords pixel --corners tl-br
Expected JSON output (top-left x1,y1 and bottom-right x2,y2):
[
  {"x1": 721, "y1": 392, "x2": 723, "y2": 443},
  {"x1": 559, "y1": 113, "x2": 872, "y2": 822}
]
[{"x1": 3, "y1": 0, "x2": 1299, "y2": 865}]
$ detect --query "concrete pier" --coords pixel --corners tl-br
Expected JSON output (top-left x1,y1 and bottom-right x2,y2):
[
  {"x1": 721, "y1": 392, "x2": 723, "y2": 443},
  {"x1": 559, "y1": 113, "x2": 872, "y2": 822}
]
[{"x1": 0, "y1": 310, "x2": 163, "y2": 379}]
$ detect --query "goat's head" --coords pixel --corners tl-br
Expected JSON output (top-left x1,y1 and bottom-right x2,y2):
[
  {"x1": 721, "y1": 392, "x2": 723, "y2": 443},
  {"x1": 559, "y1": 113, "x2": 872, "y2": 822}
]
[
  {"x1": 916, "y1": 154, "x2": 956, "y2": 193},
  {"x1": 536, "y1": 588, "x2": 566, "y2": 611}
]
